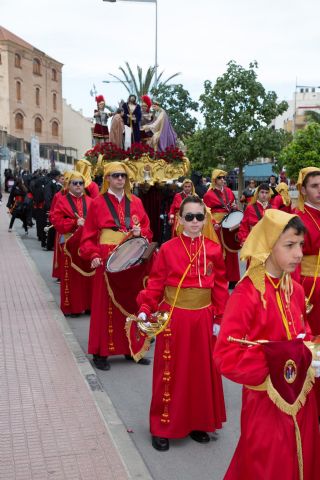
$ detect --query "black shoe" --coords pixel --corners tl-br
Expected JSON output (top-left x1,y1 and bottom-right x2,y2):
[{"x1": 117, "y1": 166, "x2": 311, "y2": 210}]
[
  {"x1": 152, "y1": 436, "x2": 169, "y2": 451},
  {"x1": 228, "y1": 281, "x2": 237, "y2": 290},
  {"x1": 93, "y1": 355, "x2": 110, "y2": 371},
  {"x1": 137, "y1": 357, "x2": 151, "y2": 365},
  {"x1": 70, "y1": 313, "x2": 81, "y2": 318},
  {"x1": 189, "y1": 431, "x2": 210, "y2": 443},
  {"x1": 124, "y1": 355, "x2": 151, "y2": 365},
  {"x1": 84, "y1": 309, "x2": 91, "y2": 314}
]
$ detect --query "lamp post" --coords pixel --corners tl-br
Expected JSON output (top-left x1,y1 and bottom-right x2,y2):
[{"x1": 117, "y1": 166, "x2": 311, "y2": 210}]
[{"x1": 102, "y1": 0, "x2": 158, "y2": 87}]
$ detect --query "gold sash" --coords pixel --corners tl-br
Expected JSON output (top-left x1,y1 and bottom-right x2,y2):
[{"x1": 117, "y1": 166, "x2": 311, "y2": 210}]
[
  {"x1": 100, "y1": 229, "x2": 126, "y2": 245},
  {"x1": 301, "y1": 255, "x2": 320, "y2": 277},
  {"x1": 164, "y1": 286, "x2": 211, "y2": 310}
]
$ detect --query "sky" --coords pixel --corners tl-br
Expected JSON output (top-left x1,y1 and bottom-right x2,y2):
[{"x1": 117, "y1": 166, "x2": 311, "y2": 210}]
[{"x1": 1, "y1": 0, "x2": 320, "y2": 119}]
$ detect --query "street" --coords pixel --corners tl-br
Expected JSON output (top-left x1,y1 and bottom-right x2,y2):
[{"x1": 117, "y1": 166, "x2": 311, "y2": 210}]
[{"x1": 20, "y1": 223, "x2": 241, "y2": 480}]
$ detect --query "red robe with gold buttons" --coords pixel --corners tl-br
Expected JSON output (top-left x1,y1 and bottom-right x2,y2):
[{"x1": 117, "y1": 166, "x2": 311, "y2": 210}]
[
  {"x1": 203, "y1": 187, "x2": 240, "y2": 283},
  {"x1": 214, "y1": 276, "x2": 320, "y2": 480},
  {"x1": 52, "y1": 193, "x2": 93, "y2": 314},
  {"x1": 137, "y1": 234, "x2": 229, "y2": 438},
  {"x1": 80, "y1": 193, "x2": 152, "y2": 357}
]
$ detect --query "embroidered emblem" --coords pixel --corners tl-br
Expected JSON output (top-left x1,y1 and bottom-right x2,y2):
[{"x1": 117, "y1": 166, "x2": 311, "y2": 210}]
[
  {"x1": 132, "y1": 214, "x2": 139, "y2": 225},
  {"x1": 206, "y1": 261, "x2": 213, "y2": 276},
  {"x1": 284, "y1": 359, "x2": 297, "y2": 384}
]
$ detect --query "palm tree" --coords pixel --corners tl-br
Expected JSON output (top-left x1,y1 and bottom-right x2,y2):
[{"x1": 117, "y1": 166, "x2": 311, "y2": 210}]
[{"x1": 108, "y1": 62, "x2": 181, "y2": 98}]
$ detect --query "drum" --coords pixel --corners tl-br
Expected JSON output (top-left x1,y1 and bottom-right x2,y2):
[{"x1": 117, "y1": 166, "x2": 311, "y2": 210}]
[
  {"x1": 106, "y1": 237, "x2": 150, "y2": 273},
  {"x1": 221, "y1": 211, "x2": 243, "y2": 252}
]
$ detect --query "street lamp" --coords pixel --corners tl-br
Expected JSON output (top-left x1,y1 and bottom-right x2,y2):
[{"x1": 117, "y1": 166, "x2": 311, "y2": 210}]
[{"x1": 102, "y1": 0, "x2": 158, "y2": 87}]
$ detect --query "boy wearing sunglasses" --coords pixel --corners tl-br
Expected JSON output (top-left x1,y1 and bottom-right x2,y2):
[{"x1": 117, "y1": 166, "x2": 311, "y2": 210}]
[
  {"x1": 80, "y1": 162, "x2": 152, "y2": 371},
  {"x1": 51, "y1": 171, "x2": 93, "y2": 317},
  {"x1": 137, "y1": 195, "x2": 229, "y2": 451}
]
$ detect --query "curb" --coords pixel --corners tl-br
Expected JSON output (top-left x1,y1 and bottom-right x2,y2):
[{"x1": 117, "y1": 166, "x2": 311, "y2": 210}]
[{"x1": 15, "y1": 232, "x2": 153, "y2": 480}]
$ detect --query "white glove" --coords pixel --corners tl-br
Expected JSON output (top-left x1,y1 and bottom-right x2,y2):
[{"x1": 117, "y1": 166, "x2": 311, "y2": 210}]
[
  {"x1": 296, "y1": 333, "x2": 306, "y2": 339},
  {"x1": 213, "y1": 323, "x2": 220, "y2": 336},
  {"x1": 138, "y1": 312, "x2": 147, "y2": 321}
]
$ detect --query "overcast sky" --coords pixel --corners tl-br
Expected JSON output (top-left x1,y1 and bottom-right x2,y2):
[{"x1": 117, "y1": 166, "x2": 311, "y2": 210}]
[{"x1": 2, "y1": 0, "x2": 320, "y2": 118}]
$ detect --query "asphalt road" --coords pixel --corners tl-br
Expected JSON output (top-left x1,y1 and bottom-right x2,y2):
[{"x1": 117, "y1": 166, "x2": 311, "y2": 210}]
[{"x1": 19, "y1": 222, "x2": 242, "y2": 480}]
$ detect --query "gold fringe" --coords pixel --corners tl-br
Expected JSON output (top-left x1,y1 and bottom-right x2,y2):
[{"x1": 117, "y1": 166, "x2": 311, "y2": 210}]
[
  {"x1": 124, "y1": 319, "x2": 151, "y2": 362},
  {"x1": 266, "y1": 367, "x2": 315, "y2": 417}
]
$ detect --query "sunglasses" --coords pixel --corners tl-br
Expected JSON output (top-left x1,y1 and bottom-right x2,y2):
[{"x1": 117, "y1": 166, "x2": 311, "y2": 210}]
[
  {"x1": 71, "y1": 181, "x2": 84, "y2": 186},
  {"x1": 216, "y1": 176, "x2": 226, "y2": 180},
  {"x1": 183, "y1": 213, "x2": 205, "y2": 222},
  {"x1": 110, "y1": 172, "x2": 127, "y2": 179}
]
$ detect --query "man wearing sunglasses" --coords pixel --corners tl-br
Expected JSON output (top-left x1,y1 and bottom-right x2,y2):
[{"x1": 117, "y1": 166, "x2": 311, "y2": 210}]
[
  {"x1": 204, "y1": 169, "x2": 240, "y2": 288},
  {"x1": 80, "y1": 162, "x2": 152, "y2": 371},
  {"x1": 51, "y1": 171, "x2": 93, "y2": 317}
]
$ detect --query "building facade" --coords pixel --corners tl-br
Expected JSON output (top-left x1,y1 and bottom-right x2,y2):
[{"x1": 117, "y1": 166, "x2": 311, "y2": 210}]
[
  {"x1": 63, "y1": 100, "x2": 93, "y2": 158},
  {"x1": 0, "y1": 25, "x2": 63, "y2": 145},
  {"x1": 273, "y1": 87, "x2": 320, "y2": 133}
]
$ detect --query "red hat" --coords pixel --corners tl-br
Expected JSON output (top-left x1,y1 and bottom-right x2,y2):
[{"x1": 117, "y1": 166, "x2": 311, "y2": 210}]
[
  {"x1": 95, "y1": 95, "x2": 105, "y2": 103},
  {"x1": 141, "y1": 95, "x2": 152, "y2": 112}
]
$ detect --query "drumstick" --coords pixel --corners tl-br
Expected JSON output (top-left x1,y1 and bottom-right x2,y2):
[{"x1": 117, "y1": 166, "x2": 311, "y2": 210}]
[{"x1": 227, "y1": 336, "x2": 268, "y2": 346}]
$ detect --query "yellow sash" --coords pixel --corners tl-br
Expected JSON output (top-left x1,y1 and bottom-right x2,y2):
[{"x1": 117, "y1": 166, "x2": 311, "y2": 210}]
[
  {"x1": 164, "y1": 286, "x2": 211, "y2": 310},
  {"x1": 99, "y1": 229, "x2": 126, "y2": 245}
]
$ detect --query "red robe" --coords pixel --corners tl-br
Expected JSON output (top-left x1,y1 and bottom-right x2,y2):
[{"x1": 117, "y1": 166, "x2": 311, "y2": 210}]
[
  {"x1": 214, "y1": 277, "x2": 320, "y2": 480},
  {"x1": 85, "y1": 181, "x2": 100, "y2": 199},
  {"x1": 296, "y1": 205, "x2": 320, "y2": 414},
  {"x1": 296, "y1": 205, "x2": 320, "y2": 335},
  {"x1": 137, "y1": 234, "x2": 229, "y2": 438},
  {"x1": 271, "y1": 194, "x2": 292, "y2": 213},
  {"x1": 203, "y1": 187, "x2": 240, "y2": 282},
  {"x1": 237, "y1": 202, "x2": 271, "y2": 246},
  {"x1": 52, "y1": 193, "x2": 93, "y2": 315},
  {"x1": 79, "y1": 193, "x2": 152, "y2": 357},
  {"x1": 168, "y1": 191, "x2": 187, "y2": 237},
  {"x1": 49, "y1": 190, "x2": 63, "y2": 279}
]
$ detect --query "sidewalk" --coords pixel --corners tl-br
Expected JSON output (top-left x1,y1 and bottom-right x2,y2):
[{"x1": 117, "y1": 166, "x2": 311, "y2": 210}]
[{"x1": 0, "y1": 203, "x2": 152, "y2": 480}]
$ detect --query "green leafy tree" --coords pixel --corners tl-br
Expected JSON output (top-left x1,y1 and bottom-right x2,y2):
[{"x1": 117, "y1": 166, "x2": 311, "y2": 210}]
[
  {"x1": 108, "y1": 62, "x2": 180, "y2": 98},
  {"x1": 278, "y1": 123, "x2": 320, "y2": 179},
  {"x1": 186, "y1": 60, "x2": 288, "y2": 194},
  {"x1": 150, "y1": 83, "x2": 199, "y2": 138},
  {"x1": 305, "y1": 110, "x2": 320, "y2": 124}
]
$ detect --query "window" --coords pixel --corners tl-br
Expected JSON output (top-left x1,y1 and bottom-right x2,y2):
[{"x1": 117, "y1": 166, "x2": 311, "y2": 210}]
[
  {"x1": 52, "y1": 121, "x2": 59, "y2": 137},
  {"x1": 15, "y1": 113, "x2": 23, "y2": 130},
  {"x1": 16, "y1": 81, "x2": 21, "y2": 101},
  {"x1": 33, "y1": 58, "x2": 41, "y2": 75},
  {"x1": 15, "y1": 53, "x2": 21, "y2": 68},
  {"x1": 53, "y1": 93, "x2": 57, "y2": 111},
  {"x1": 52, "y1": 68, "x2": 57, "y2": 81},
  {"x1": 35, "y1": 87, "x2": 40, "y2": 106},
  {"x1": 35, "y1": 117, "x2": 42, "y2": 134}
]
